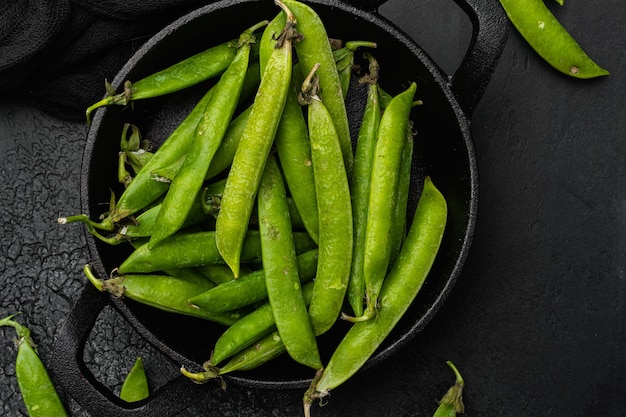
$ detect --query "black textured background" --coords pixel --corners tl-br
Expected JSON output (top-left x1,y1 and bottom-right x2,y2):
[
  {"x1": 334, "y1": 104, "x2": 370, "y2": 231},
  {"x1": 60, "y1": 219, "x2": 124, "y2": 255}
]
[{"x1": 1, "y1": 0, "x2": 625, "y2": 416}]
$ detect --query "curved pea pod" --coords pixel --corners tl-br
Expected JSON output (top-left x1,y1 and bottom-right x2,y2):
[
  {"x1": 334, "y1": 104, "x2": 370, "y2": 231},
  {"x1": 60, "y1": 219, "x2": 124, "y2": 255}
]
[
  {"x1": 189, "y1": 249, "x2": 318, "y2": 313},
  {"x1": 498, "y1": 0, "x2": 608, "y2": 78},
  {"x1": 258, "y1": 155, "x2": 321, "y2": 370},
  {"x1": 359, "y1": 82, "x2": 417, "y2": 321},
  {"x1": 281, "y1": 0, "x2": 354, "y2": 175},
  {"x1": 216, "y1": 1, "x2": 300, "y2": 277},
  {"x1": 148, "y1": 20, "x2": 268, "y2": 249},
  {"x1": 119, "y1": 357, "x2": 150, "y2": 403},
  {"x1": 260, "y1": 16, "x2": 319, "y2": 244},
  {"x1": 86, "y1": 37, "x2": 241, "y2": 123},
  {"x1": 117, "y1": 230, "x2": 316, "y2": 274},
  {"x1": 0, "y1": 314, "x2": 68, "y2": 417},
  {"x1": 300, "y1": 64, "x2": 353, "y2": 336},
  {"x1": 346, "y1": 53, "x2": 382, "y2": 319},
  {"x1": 83, "y1": 265, "x2": 242, "y2": 326},
  {"x1": 432, "y1": 361, "x2": 465, "y2": 417},
  {"x1": 303, "y1": 176, "x2": 447, "y2": 415},
  {"x1": 333, "y1": 40, "x2": 377, "y2": 99}
]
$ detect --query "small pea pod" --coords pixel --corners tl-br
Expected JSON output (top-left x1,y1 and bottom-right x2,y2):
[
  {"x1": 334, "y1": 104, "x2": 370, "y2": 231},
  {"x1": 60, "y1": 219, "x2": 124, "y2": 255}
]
[
  {"x1": 282, "y1": 0, "x2": 354, "y2": 175},
  {"x1": 0, "y1": 314, "x2": 68, "y2": 417},
  {"x1": 148, "y1": 20, "x2": 268, "y2": 249},
  {"x1": 303, "y1": 176, "x2": 447, "y2": 416},
  {"x1": 300, "y1": 63, "x2": 353, "y2": 336},
  {"x1": 358, "y1": 82, "x2": 416, "y2": 322},
  {"x1": 83, "y1": 265, "x2": 242, "y2": 326},
  {"x1": 345, "y1": 53, "x2": 382, "y2": 319},
  {"x1": 498, "y1": 0, "x2": 608, "y2": 78},
  {"x1": 258, "y1": 155, "x2": 322, "y2": 370},
  {"x1": 216, "y1": 0, "x2": 299, "y2": 277},
  {"x1": 119, "y1": 357, "x2": 150, "y2": 403},
  {"x1": 86, "y1": 38, "x2": 240, "y2": 123},
  {"x1": 432, "y1": 361, "x2": 465, "y2": 417}
]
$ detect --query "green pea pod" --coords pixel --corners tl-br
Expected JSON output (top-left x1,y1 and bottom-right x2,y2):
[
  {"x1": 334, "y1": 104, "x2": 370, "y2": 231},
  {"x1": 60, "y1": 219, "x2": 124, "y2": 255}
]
[
  {"x1": 346, "y1": 53, "x2": 382, "y2": 319},
  {"x1": 260, "y1": 15, "x2": 319, "y2": 244},
  {"x1": 333, "y1": 40, "x2": 377, "y2": 99},
  {"x1": 282, "y1": 0, "x2": 354, "y2": 175},
  {"x1": 149, "y1": 20, "x2": 268, "y2": 249},
  {"x1": 499, "y1": 0, "x2": 608, "y2": 78},
  {"x1": 359, "y1": 82, "x2": 416, "y2": 322},
  {"x1": 216, "y1": 1, "x2": 298, "y2": 277},
  {"x1": 188, "y1": 249, "x2": 318, "y2": 313},
  {"x1": 258, "y1": 155, "x2": 321, "y2": 370},
  {"x1": 119, "y1": 357, "x2": 150, "y2": 403},
  {"x1": 0, "y1": 314, "x2": 68, "y2": 417},
  {"x1": 86, "y1": 38, "x2": 239, "y2": 123},
  {"x1": 303, "y1": 176, "x2": 447, "y2": 416},
  {"x1": 180, "y1": 330, "x2": 287, "y2": 383},
  {"x1": 300, "y1": 64, "x2": 353, "y2": 336},
  {"x1": 432, "y1": 361, "x2": 465, "y2": 417},
  {"x1": 83, "y1": 265, "x2": 242, "y2": 326},
  {"x1": 117, "y1": 230, "x2": 316, "y2": 274}
]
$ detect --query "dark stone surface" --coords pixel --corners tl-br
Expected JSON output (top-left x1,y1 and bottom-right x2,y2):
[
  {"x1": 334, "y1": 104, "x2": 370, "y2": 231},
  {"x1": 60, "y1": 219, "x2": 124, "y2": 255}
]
[{"x1": 1, "y1": 0, "x2": 625, "y2": 416}]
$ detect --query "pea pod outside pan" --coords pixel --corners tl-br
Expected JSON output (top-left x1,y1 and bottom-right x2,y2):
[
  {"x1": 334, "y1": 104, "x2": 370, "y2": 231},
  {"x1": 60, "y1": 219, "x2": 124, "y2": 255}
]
[{"x1": 51, "y1": 0, "x2": 508, "y2": 415}]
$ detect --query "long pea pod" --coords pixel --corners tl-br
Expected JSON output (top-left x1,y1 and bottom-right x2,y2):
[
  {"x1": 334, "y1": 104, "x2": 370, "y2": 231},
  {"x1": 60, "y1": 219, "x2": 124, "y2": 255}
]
[
  {"x1": 117, "y1": 230, "x2": 316, "y2": 274},
  {"x1": 119, "y1": 357, "x2": 150, "y2": 403},
  {"x1": 282, "y1": 0, "x2": 354, "y2": 175},
  {"x1": 359, "y1": 82, "x2": 416, "y2": 322},
  {"x1": 498, "y1": 0, "x2": 608, "y2": 78},
  {"x1": 303, "y1": 176, "x2": 447, "y2": 416},
  {"x1": 260, "y1": 15, "x2": 319, "y2": 243},
  {"x1": 148, "y1": 20, "x2": 268, "y2": 249},
  {"x1": 216, "y1": 0, "x2": 299, "y2": 277},
  {"x1": 345, "y1": 53, "x2": 382, "y2": 319},
  {"x1": 300, "y1": 64, "x2": 353, "y2": 336},
  {"x1": 0, "y1": 314, "x2": 68, "y2": 417},
  {"x1": 83, "y1": 265, "x2": 242, "y2": 326},
  {"x1": 432, "y1": 361, "x2": 465, "y2": 417},
  {"x1": 188, "y1": 249, "x2": 318, "y2": 313},
  {"x1": 86, "y1": 38, "x2": 240, "y2": 123},
  {"x1": 258, "y1": 155, "x2": 321, "y2": 370}
]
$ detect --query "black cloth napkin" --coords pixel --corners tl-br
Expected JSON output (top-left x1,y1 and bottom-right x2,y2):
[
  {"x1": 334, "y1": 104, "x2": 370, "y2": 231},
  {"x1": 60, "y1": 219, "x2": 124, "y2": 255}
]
[{"x1": 0, "y1": 0, "x2": 206, "y2": 121}]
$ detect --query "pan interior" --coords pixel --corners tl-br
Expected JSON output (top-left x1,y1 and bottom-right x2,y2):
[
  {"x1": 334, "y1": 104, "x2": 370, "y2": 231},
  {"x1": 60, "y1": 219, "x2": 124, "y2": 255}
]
[{"x1": 82, "y1": 0, "x2": 476, "y2": 388}]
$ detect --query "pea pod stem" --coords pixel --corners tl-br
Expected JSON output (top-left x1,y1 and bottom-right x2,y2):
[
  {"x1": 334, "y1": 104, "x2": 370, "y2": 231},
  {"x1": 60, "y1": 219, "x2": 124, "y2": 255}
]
[
  {"x1": 432, "y1": 361, "x2": 465, "y2": 417},
  {"x1": 216, "y1": 0, "x2": 298, "y2": 277},
  {"x1": 499, "y1": 0, "x2": 608, "y2": 78}
]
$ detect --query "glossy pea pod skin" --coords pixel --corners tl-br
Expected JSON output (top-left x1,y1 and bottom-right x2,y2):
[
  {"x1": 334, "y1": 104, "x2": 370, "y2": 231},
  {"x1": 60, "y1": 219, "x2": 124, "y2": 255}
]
[
  {"x1": 258, "y1": 155, "x2": 322, "y2": 370},
  {"x1": 499, "y1": 0, "x2": 609, "y2": 78},
  {"x1": 117, "y1": 230, "x2": 316, "y2": 274},
  {"x1": 189, "y1": 249, "x2": 319, "y2": 313},
  {"x1": 303, "y1": 176, "x2": 447, "y2": 414},
  {"x1": 346, "y1": 53, "x2": 382, "y2": 319},
  {"x1": 360, "y1": 82, "x2": 417, "y2": 321},
  {"x1": 300, "y1": 64, "x2": 353, "y2": 336},
  {"x1": 282, "y1": 0, "x2": 354, "y2": 175},
  {"x1": 215, "y1": 1, "x2": 298, "y2": 278},
  {"x1": 86, "y1": 38, "x2": 239, "y2": 123},
  {"x1": 119, "y1": 357, "x2": 150, "y2": 403},
  {"x1": 0, "y1": 314, "x2": 68, "y2": 417},
  {"x1": 148, "y1": 20, "x2": 268, "y2": 249},
  {"x1": 83, "y1": 265, "x2": 242, "y2": 326},
  {"x1": 260, "y1": 14, "x2": 319, "y2": 244}
]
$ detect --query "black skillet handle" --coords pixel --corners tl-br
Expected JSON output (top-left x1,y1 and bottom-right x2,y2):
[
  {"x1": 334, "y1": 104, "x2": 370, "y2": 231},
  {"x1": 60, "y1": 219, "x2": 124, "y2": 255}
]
[
  {"x1": 342, "y1": 0, "x2": 509, "y2": 117},
  {"x1": 51, "y1": 284, "x2": 208, "y2": 417}
]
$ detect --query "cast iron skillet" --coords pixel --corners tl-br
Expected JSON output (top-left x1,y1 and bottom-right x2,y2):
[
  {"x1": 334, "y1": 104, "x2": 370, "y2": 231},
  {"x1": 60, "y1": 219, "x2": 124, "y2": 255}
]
[{"x1": 51, "y1": 0, "x2": 507, "y2": 415}]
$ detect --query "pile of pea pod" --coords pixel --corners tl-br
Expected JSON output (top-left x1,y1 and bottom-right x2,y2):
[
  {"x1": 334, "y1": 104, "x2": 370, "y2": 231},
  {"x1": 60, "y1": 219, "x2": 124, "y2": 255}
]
[{"x1": 60, "y1": 0, "x2": 449, "y2": 414}]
